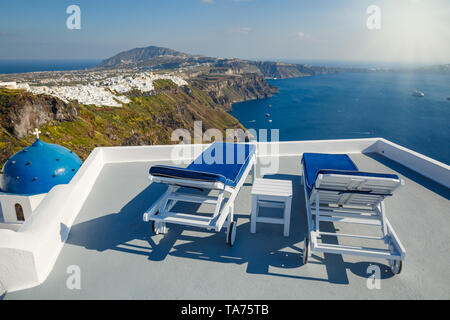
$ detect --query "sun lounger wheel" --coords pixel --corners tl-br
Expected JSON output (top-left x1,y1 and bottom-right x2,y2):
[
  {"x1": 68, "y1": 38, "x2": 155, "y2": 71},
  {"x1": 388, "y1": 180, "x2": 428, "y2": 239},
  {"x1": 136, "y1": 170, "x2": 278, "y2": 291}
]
[
  {"x1": 151, "y1": 221, "x2": 159, "y2": 235},
  {"x1": 302, "y1": 234, "x2": 309, "y2": 265},
  {"x1": 227, "y1": 221, "x2": 236, "y2": 247},
  {"x1": 389, "y1": 259, "x2": 402, "y2": 275},
  {"x1": 151, "y1": 219, "x2": 166, "y2": 235}
]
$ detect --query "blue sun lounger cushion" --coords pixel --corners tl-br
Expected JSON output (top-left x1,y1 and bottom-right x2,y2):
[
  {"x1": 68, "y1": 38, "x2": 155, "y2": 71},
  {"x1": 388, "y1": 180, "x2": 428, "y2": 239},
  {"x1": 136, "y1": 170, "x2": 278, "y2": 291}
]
[
  {"x1": 150, "y1": 142, "x2": 256, "y2": 188},
  {"x1": 302, "y1": 153, "x2": 399, "y2": 195}
]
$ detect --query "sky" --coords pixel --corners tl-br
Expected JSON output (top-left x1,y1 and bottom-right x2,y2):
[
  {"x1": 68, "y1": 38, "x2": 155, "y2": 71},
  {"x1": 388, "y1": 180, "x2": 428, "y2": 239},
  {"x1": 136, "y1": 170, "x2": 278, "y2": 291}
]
[{"x1": 0, "y1": 0, "x2": 449, "y2": 64}]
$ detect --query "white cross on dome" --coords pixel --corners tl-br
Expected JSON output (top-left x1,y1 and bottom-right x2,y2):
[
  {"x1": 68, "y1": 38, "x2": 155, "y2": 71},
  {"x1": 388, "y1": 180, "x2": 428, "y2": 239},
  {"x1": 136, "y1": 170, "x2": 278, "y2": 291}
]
[{"x1": 32, "y1": 128, "x2": 41, "y2": 139}]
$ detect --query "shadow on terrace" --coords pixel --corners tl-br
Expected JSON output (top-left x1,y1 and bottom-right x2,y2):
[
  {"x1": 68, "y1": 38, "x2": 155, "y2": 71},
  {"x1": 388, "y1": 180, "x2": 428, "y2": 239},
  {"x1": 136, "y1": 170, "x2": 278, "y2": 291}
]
[{"x1": 66, "y1": 172, "x2": 394, "y2": 285}]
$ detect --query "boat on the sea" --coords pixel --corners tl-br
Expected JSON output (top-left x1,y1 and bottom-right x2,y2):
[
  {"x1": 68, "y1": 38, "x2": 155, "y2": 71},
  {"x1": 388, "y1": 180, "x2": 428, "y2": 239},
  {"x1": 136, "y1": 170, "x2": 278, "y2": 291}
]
[
  {"x1": 268, "y1": 105, "x2": 272, "y2": 108},
  {"x1": 265, "y1": 113, "x2": 270, "y2": 117},
  {"x1": 412, "y1": 90, "x2": 425, "y2": 97},
  {"x1": 268, "y1": 119, "x2": 272, "y2": 123}
]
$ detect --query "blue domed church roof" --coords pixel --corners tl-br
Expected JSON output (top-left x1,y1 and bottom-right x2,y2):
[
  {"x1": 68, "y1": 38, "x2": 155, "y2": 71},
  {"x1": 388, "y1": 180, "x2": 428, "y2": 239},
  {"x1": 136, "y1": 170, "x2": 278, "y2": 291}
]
[{"x1": 0, "y1": 139, "x2": 82, "y2": 195}]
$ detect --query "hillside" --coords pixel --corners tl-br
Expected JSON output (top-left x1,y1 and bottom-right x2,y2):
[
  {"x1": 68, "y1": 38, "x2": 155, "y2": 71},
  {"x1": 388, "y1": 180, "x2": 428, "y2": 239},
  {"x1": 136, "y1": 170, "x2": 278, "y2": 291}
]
[
  {"x1": 0, "y1": 73, "x2": 275, "y2": 165},
  {"x1": 97, "y1": 45, "x2": 349, "y2": 79},
  {"x1": 98, "y1": 46, "x2": 187, "y2": 67}
]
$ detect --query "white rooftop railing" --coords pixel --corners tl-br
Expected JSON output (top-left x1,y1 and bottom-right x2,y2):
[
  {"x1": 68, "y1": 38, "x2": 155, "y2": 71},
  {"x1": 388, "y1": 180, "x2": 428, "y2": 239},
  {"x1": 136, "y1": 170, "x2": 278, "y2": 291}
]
[{"x1": 374, "y1": 138, "x2": 449, "y2": 189}]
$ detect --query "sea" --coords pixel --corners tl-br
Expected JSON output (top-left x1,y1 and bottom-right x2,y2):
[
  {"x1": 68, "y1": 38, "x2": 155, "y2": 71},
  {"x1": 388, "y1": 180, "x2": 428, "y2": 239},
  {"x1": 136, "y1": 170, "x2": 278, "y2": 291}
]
[
  {"x1": 0, "y1": 59, "x2": 101, "y2": 74},
  {"x1": 231, "y1": 72, "x2": 450, "y2": 165}
]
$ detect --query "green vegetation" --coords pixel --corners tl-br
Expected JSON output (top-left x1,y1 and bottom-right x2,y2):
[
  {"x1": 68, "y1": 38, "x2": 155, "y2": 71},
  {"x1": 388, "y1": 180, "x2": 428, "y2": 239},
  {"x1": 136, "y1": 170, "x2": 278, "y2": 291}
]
[{"x1": 152, "y1": 79, "x2": 177, "y2": 91}]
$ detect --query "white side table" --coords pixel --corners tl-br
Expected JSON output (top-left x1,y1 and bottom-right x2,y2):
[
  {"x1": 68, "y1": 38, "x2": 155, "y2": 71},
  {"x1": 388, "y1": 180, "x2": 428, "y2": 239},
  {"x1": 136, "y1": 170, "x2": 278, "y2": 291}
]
[{"x1": 250, "y1": 178, "x2": 293, "y2": 237}]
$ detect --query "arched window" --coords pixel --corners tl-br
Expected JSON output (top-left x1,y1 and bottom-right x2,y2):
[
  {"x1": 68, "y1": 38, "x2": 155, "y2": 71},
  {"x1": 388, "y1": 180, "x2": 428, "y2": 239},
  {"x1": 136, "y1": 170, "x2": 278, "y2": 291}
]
[{"x1": 15, "y1": 203, "x2": 24, "y2": 221}]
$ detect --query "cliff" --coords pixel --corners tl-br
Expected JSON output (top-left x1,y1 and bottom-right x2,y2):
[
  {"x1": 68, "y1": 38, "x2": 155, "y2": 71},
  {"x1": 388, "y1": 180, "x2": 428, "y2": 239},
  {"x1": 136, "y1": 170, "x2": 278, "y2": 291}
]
[
  {"x1": 0, "y1": 89, "x2": 79, "y2": 163},
  {"x1": 189, "y1": 73, "x2": 277, "y2": 110},
  {"x1": 249, "y1": 61, "x2": 310, "y2": 79}
]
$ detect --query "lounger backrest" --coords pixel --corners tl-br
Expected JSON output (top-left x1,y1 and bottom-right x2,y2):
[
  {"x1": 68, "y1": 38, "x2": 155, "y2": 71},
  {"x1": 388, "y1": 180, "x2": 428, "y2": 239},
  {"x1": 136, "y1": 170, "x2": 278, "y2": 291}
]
[{"x1": 311, "y1": 173, "x2": 402, "y2": 207}]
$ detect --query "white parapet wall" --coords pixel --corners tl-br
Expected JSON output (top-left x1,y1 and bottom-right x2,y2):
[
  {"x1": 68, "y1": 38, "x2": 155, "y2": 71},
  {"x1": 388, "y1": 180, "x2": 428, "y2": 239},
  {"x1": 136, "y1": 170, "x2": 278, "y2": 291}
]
[
  {"x1": 374, "y1": 138, "x2": 450, "y2": 189},
  {"x1": 256, "y1": 138, "x2": 379, "y2": 157},
  {"x1": 0, "y1": 148, "x2": 105, "y2": 292},
  {"x1": 0, "y1": 138, "x2": 448, "y2": 293}
]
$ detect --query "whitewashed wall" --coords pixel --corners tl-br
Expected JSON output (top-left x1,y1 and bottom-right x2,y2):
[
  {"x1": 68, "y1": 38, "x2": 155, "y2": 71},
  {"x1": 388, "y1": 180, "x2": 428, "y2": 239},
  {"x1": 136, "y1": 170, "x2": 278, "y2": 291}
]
[
  {"x1": 0, "y1": 148, "x2": 104, "y2": 292},
  {"x1": 0, "y1": 193, "x2": 46, "y2": 223},
  {"x1": 374, "y1": 139, "x2": 450, "y2": 188}
]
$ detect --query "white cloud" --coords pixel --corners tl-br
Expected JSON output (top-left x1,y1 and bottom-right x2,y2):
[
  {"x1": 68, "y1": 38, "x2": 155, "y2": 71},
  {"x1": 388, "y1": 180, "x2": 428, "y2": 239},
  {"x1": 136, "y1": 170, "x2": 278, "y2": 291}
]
[{"x1": 296, "y1": 32, "x2": 324, "y2": 43}]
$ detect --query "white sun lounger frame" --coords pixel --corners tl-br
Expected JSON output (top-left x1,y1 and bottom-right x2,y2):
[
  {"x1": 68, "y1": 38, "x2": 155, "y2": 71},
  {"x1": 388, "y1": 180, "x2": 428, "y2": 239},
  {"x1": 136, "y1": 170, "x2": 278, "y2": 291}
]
[
  {"x1": 302, "y1": 168, "x2": 406, "y2": 274},
  {"x1": 143, "y1": 153, "x2": 256, "y2": 245}
]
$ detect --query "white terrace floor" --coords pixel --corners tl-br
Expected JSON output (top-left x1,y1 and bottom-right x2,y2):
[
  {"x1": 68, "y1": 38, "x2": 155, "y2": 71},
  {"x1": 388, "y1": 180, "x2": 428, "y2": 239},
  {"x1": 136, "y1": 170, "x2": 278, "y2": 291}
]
[{"x1": 5, "y1": 153, "x2": 450, "y2": 299}]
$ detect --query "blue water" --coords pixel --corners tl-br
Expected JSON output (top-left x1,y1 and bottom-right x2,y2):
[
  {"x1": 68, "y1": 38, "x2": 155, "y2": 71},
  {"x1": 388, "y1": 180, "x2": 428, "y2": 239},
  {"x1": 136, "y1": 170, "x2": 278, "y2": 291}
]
[
  {"x1": 231, "y1": 72, "x2": 450, "y2": 165},
  {"x1": 0, "y1": 59, "x2": 101, "y2": 74}
]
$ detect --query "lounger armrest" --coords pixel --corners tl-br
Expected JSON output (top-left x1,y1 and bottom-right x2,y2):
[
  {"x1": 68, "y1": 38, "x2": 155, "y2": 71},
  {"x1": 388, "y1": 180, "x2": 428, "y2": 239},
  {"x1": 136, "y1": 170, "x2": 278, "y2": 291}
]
[
  {"x1": 149, "y1": 174, "x2": 225, "y2": 190},
  {"x1": 313, "y1": 170, "x2": 403, "y2": 199},
  {"x1": 314, "y1": 187, "x2": 393, "y2": 196},
  {"x1": 317, "y1": 169, "x2": 400, "y2": 181}
]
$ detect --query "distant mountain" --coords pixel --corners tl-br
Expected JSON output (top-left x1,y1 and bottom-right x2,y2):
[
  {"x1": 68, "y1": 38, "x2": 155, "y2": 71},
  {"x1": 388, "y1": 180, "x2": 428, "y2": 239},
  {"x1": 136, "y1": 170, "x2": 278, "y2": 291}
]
[
  {"x1": 97, "y1": 45, "x2": 357, "y2": 79},
  {"x1": 414, "y1": 64, "x2": 450, "y2": 73},
  {"x1": 99, "y1": 46, "x2": 188, "y2": 67},
  {"x1": 370, "y1": 63, "x2": 450, "y2": 74}
]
